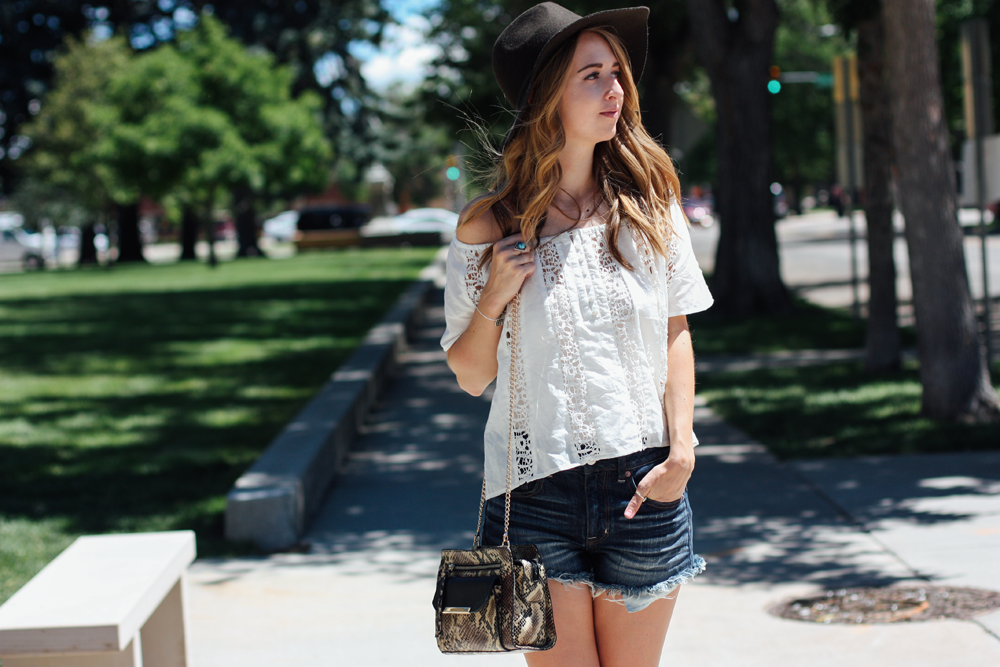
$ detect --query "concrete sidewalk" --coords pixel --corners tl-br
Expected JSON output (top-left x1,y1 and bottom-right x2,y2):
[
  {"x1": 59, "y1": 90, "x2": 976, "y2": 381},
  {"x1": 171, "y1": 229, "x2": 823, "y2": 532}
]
[{"x1": 186, "y1": 289, "x2": 1000, "y2": 666}]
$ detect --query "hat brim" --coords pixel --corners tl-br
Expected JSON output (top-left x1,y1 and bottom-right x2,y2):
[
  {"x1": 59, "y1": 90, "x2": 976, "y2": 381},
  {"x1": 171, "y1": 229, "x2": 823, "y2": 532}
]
[{"x1": 500, "y1": 6, "x2": 649, "y2": 151}]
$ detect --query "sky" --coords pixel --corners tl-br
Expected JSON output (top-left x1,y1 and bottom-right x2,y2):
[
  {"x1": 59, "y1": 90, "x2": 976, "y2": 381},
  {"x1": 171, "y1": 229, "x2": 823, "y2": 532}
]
[
  {"x1": 351, "y1": 0, "x2": 443, "y2": 91},
  {"x1": 93, "y1": 0, "x2": 444, "y2": 94}
]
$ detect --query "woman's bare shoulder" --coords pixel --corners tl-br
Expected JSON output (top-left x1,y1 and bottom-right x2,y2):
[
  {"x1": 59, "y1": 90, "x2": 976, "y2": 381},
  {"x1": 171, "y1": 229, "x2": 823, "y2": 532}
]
[{"x1": 456, "y1": 195, "x2": 503, "y2": 245}]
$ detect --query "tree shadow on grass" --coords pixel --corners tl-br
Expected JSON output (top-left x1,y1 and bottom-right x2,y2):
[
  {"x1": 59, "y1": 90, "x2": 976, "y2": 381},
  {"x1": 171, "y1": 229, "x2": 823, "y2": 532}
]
[
  {"x1": 688, "y1": 298, "x2": 917, "y2": 355},
  {"x1": 0, "y1": 277, "x2": 417, "y2": 563},
  {"x1": 696, "y1": 363, "x2": 1000, "y2": 459}
]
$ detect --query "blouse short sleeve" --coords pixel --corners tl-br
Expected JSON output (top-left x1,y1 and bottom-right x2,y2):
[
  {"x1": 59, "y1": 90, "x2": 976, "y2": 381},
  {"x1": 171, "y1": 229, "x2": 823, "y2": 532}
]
[
  {"x1": 666, "y1": 203, "x2": 714, "y2": 317},
  {"x1": 440, "y1": 238, "x2": 491, "y2": 352}
]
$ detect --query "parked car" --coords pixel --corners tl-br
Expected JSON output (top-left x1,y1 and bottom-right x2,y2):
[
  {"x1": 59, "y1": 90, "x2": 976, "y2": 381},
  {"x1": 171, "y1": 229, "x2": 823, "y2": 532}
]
[
  {"x1": 299, "y1": 205, "x2": 370, "y2": 250},
  {"x1": 297, "y1": 206, "x2": 368, "y2": 231},
  {"x1": 0, "y1": 226, "x2": 46, "y2": 270},
  {"x1": 262, "y1": 206, "x2": 370, "y2": 249},
  {"x1": 362, "y1": 207, "x2": 460, "y2": 244},
  {"x1": 262, "y1": 210, "x2": 298, "y2": 242}
]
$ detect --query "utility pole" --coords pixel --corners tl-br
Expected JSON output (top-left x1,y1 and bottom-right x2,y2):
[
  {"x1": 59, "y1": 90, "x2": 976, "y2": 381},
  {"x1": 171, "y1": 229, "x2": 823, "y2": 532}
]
[
  {"x1": 834, "y1": 54, "x2": 863, "y2": 320},
  {"x1": 962, "y1": 19, "x2": 995, "y2": 372}
]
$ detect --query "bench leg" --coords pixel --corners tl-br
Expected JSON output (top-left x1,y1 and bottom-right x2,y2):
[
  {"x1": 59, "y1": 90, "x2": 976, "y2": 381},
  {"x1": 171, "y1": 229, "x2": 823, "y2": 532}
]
[
  {"x1": 1, "y1": 635, "x2": 142, "y2": 667},
  {"x1": 140, "y1": 575, "x2": 189, "y2": 667}
]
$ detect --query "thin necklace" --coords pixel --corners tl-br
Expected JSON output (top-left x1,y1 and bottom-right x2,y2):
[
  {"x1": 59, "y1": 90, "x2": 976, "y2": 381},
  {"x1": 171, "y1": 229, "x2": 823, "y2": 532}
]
[{"x1": 556, "y1": 188, "x2": 602, "y2": 220}]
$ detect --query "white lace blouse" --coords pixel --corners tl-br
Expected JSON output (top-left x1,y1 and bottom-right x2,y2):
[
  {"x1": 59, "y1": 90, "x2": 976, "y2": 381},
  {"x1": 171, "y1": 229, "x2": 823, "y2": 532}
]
[{"x1": 441, "y1": 203, "x2": 714, "y2": 500}]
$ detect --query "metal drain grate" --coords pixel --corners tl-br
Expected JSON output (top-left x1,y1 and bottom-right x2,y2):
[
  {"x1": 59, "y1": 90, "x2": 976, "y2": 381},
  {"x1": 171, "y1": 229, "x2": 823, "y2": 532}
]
[{"x1": 768, "y1": 586, "x2": 1000, "y2": 624}]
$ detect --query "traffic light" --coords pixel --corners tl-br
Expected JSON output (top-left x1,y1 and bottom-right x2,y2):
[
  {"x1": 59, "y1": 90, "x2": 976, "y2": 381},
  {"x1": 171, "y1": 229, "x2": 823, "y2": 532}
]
[
  {"x1": 446, "y1": 155, "x2": 460, "y2": 181},
  {"x1": 768, "y1": 65, "x2": 781, "y2": 94}
]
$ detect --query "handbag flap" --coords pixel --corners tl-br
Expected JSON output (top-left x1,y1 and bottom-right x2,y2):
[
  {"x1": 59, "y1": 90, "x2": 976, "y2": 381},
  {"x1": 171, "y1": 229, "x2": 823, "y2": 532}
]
[{"x1": 442, "y1": 576, "x2": 499, "y2": 613}]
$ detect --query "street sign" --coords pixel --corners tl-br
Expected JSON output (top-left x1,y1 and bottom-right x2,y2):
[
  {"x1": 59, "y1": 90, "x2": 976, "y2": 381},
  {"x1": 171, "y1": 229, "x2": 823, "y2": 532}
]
[
  {"x1": 832, "y1": 54, "x2": 864, "y2": 320},
  {"x1": 833, "y1": 55, "x2": 863, "y2": 191}
]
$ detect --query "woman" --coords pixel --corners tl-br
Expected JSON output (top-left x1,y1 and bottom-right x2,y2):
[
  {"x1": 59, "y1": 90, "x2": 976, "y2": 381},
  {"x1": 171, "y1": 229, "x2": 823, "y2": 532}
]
[{"x1": 440, "y1": 3, "x2": 713, "y2": 665}]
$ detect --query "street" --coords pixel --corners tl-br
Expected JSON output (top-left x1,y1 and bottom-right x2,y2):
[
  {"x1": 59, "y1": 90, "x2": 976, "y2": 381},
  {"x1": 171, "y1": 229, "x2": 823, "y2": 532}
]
[{"x1": 688, "y1": 209, "x2": 1000, "y2": 319}]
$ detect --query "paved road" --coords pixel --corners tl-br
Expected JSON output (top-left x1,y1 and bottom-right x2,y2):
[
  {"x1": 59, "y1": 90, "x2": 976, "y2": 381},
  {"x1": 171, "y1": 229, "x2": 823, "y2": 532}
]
[
  {"x1": 187, "y1": 289, "x2": 1000, "y2": 666},
  {"x1": 689, "y1": 210, "x2": 1000, "y2": 319}
]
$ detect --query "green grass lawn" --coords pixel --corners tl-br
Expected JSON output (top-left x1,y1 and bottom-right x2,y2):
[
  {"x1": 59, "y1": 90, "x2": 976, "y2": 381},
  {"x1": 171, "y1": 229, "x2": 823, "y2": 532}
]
[
  {"x1": 687, "y1": 297, "x2": 916, "y2": 356},
  {"x1": 697, "y1": 361, "x2": 1000, "y2": 460},
  {"x1": 0, "y1": 248, "x2": 438, "y2": 604},
  {"x1": 689, "y1": 299, "x2": 998, "y2": 459}
]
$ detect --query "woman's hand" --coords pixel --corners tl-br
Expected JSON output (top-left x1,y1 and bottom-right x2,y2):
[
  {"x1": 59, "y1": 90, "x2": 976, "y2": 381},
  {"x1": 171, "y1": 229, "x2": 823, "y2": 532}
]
[
  {"x1": 445, "y1": 230, "x2": 535, "y2": 396},
  {"x1": 476, "y1": 233, "x2": 536, "y2": 318},
  {"x1": 624, "y1": 448, "x2": 694, "y2": 519}
]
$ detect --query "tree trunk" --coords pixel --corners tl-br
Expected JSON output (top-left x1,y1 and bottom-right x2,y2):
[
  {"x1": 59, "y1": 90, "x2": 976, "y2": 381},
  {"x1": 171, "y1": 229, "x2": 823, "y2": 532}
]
[
  {"x1": 180, "y1": 207, "x2": 199, "y2": 261},
  {"x1": 115, "y1": 201, "x2": 145, "y2": 263},
  {"x1": 883, "y1": 0, "x2": 1000, "y2": 421},
  {"x1": 234, "y1": 187, "x2": 262, "y2": 258},
  {"x1": 857, "y1": 14, "x2": 902, "y2": 373},
  {"x1": 684, "y1": 0, "x2": 791, "y2": 318},
  {"x1": 77, "y1": 222, "x2": 99, "y2": 266}
]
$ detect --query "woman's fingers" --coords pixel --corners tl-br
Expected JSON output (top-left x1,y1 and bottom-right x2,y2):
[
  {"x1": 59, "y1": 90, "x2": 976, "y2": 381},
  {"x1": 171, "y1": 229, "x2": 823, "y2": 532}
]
[
  {"x1": 483, "y1": 232, "x2": 535, "y2": 303},
  {"x1": 493, "y1": 233, "x2": 534, "y2": 273},
  {"x1": 495, "y1": 232, "x2": 525, "y2": 251},
  {"x1": 624, "y1": 466, "x2": 687, "y2": 519},
  {"x1": 624, "y1": 491, "x2": 645, "y2": 519}
]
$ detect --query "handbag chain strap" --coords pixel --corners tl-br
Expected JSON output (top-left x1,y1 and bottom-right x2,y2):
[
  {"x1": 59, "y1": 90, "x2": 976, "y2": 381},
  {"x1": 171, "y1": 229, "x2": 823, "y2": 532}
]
[{"x1": 473, "y1": 292, "x2": 519, "y2": 549}]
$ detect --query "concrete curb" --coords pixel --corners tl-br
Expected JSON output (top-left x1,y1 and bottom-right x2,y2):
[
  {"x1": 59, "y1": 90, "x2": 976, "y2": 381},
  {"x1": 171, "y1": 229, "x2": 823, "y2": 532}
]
[{"x1": 224, "y1": 249, "x2": 448, "y2": 551}]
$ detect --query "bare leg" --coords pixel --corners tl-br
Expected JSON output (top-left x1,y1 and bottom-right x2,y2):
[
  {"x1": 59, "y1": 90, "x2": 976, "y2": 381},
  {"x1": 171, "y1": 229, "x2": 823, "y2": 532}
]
[
  {"x1": 592, "y1": 587, "x2": 680, "y2": 667},
  {"x1": 525, "y1": 581, "x2": 601, "y2": 667}
]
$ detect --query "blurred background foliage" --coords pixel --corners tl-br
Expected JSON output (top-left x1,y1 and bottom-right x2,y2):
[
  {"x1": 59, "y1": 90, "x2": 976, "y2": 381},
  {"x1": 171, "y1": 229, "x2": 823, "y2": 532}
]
[{"x1": 2, "y1": 0, "x2": 1000, "y2": 234}]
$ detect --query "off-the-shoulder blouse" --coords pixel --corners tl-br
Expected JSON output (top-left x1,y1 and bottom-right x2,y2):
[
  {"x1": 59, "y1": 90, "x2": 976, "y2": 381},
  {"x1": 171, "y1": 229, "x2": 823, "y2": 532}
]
[{"x1": 441, "y1": 203, "x2": 714, "y2": 500}]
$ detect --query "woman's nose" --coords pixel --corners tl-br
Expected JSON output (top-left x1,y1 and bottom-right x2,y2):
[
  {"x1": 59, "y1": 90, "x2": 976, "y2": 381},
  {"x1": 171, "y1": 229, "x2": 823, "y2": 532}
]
[{"x1": 607, "y1": 78, "x2": 623, "y2": 99}]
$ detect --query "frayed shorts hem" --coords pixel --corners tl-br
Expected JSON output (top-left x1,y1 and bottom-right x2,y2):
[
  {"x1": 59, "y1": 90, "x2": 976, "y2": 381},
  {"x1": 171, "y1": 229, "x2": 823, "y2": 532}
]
[{"x1": 549, "y1": 555, "x2": 707, "y2": 613}]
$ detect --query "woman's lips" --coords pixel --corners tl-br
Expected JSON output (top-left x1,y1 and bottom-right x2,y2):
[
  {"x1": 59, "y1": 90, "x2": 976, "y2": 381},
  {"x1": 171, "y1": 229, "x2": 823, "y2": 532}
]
[{"x1": 601, "y1": 109, "x2": 619, "y2": 118}]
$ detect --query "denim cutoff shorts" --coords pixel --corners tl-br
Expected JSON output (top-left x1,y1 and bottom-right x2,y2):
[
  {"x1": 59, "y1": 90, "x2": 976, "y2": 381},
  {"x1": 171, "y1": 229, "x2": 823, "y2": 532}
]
[{"x1": 482, "y1": 446, "x2": 706, "y2": 613}]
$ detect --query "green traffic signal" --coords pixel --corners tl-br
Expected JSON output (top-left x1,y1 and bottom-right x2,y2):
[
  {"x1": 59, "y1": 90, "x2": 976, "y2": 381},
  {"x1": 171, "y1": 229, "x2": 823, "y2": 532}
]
[
  {"x1": 446, "y1": 166, "x2": 461, "y2": 181},
  {"x1": 768, "y1": 79, "x2": 781, "y2": 94}
]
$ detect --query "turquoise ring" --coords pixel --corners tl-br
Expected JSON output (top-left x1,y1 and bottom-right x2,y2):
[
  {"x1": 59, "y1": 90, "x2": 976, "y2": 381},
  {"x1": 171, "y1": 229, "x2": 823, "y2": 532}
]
[{"x1": 515, "y1": 241, "x2": 527, "y2": 251}]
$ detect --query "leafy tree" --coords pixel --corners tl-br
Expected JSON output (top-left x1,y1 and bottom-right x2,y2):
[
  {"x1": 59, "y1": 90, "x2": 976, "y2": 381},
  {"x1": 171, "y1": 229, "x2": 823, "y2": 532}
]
[
  {"x1": 19, "y1": 33, "x2": 132, "y2": 265},
  {"x1": 0, "y1": 2, "x2": 175, "y2": 195},
  {"x1": 1, "y1": 1, "x2": 387, "y2": 201},
  {"x1": 91, "y1": 35, "x2": 258, "y2": 265},
  {"x1": 21, "y1": 14, "x2": 331, "y2": 266},
  {"x1": 170, "y1": 13, "x2": 331, "y2": 257},
  {"x1": 188, "y1": 0, "x2": 389, "y2": 194},
  {"x1": 92, "y1": 13, "x2": 331, "y2": 263},
  {"x1": 883, "y1": 0, "x2": 1000, "y2": 421}
]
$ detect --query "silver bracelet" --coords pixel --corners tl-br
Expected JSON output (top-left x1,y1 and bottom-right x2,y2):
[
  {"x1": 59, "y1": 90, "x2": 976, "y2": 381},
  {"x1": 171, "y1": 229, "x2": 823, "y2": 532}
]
[{"x1": 475, "y1": 303, "x2": 507, "y2": 326}]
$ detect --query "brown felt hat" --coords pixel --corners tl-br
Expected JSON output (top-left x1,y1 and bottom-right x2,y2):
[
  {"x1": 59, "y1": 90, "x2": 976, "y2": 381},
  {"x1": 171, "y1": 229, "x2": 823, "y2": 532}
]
[{"x1": 493, "y1": 2, "x2": 649, "y2": 146}]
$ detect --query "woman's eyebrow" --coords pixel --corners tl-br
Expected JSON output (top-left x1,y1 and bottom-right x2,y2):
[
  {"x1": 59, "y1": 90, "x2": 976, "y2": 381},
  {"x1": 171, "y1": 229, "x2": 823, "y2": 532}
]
[{"x1": 576, "y1": 61, "x2": 620, "y2": 74}]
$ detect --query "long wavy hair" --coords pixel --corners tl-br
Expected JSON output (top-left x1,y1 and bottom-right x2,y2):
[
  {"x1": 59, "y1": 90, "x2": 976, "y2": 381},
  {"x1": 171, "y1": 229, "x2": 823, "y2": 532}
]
[{"x1": 461, "y1": 27, "x2": 683, "y2": 270}]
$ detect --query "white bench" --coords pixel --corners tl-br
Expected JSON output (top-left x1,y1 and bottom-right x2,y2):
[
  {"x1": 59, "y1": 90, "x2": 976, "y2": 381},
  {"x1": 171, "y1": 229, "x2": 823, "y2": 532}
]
[{"x1": 0, "y1": 531, "x2": 195, "y2": 667}]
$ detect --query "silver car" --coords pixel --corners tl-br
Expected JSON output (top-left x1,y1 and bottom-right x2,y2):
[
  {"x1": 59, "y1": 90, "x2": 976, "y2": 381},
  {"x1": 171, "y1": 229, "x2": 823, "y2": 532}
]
[{"x1": 0, "y1": 225, "x2": 45, "y2": 270}]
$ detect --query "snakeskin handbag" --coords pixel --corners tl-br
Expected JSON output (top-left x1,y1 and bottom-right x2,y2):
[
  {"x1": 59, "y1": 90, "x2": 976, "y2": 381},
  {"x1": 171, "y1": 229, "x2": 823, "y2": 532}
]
[{"x1": 432, "y1": 295, "x2": 557, "y2": 654}]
